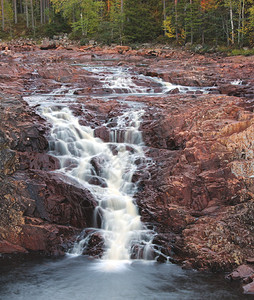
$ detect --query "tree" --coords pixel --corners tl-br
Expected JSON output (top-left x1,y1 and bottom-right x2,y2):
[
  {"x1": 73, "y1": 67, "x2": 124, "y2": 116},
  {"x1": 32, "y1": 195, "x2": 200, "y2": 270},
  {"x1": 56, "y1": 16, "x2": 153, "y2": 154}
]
[
  {"x1": 124, "y1": 0, "x2": 162, "y2": 42},
  {"x1": 163, "y1": 16, "x2": 175, "y2": 38},
  {"x1": 50, "y1": 0, "x2": 103, "y2": 37},
  {"x1": 30, "y1": 0, "x2": 35, "y2": 29},
  {"x1": 108, "y1": 0, "x2": 124, "y2": 43},
  {"x1": 1, "y1": 0, "x2": 4, "y2": 30},
  {"x1": 0, "y1": 0, "x2": 13, "y2": 32},
  {"x1": 229, "y1": 0, "x2": 235, "y2": 43},
  {"x1": 13, "y1": 0, "x2": 17, "y2": 24}
]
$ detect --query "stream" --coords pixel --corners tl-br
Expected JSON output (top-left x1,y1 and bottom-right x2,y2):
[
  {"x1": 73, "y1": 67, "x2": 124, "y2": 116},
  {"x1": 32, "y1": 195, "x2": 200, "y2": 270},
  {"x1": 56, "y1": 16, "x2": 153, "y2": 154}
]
[{"x1": 0, "y1": 62, "x2": 251, "y2": 299}]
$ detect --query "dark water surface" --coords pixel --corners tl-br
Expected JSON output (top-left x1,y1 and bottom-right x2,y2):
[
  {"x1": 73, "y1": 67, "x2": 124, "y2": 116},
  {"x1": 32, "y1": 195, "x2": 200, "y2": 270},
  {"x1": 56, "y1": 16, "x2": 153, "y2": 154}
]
[{"x1": 0, "y1": 256, "x2": 251, "y2": 300}]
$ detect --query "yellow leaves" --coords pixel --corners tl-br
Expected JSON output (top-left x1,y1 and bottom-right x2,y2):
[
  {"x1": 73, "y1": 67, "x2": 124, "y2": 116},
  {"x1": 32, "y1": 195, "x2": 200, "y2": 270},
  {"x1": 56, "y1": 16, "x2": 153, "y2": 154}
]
[
  {"x1": 50, "y1": 0, "x2": 65, "y2": 14},
  {"x1": 163, "y1": 16, "x2": 186, "y2": 44},
  {"x1": 249, "y1": 6, "x2": 254, "y2": 29},
  {"x1": 180, "y1": 28, "x2": 186, "y2": 44},
  {"x1": 232, "y1": 251, "x2": 243, "y2": 265},
  {"x1": 163, "y1": 16, "x2": 175, "y2": 39}
]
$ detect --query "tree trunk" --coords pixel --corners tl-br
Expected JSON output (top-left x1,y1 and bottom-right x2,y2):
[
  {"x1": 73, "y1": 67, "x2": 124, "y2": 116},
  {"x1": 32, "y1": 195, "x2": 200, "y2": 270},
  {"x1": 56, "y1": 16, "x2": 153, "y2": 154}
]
[
  {"x1": 120, "y1": 0, "x2": 124, "y2": 44},
  {"x1": 238, "y1": 0, "x2": 241, "y2": 44},
  {"x1": 46, "y1": 0, "x2": 49, "y2": 23},
  {"x1": 30, "y1": 0, "x2": 34, "y2": 29},
  {"x1": 120, "y1": 0, "x2": 123, "y2": 14},
  {"x1": 162, "y1": 0, "x2": 166, "y2": 35},
  {"x1": 43, "y1": 0, "x2": 46, "y2": 24},
  {"x1": 40, "y1": 0, "x2": 43, "y2": 24},
  {"x1": 1, "y1": 0, "x2": 4, "y2": 31},
  {"x1": 13, "y1": 0, "x2": 17, "y2": 24},
  {"x1": 225, "y1": 17, "x2": 229, "y2": 46},
  {"x1": 229, "y1": 0, "x2": 234, "y2": 44},
  {"x1": 241, "y1": 0, "x2": 245, "y2": 44},
  {"x1": 20, "y1": 0, "x2": 23, "y2": 14},
  {"x1": 107, "y1": 0, "x2": 110, "y2": 13},
  {"x1": 25, "y1": 0, "x2": 29, "y2": 28},
  {"x1": 81, "y1": 12, "x2": 85, "y2": 36},
  {"x1": 190, "y1": 0, "x2": 193, "y2": 44},
  {"x1": 175, "y1": 0, "x2": 178, "y2": 41}
]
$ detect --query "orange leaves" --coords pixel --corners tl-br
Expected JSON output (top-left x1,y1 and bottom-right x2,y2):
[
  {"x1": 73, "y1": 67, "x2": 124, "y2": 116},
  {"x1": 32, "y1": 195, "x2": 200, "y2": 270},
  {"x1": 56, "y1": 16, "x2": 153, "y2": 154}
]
[{"x1": 200, "y1": 0, "x2": 219, "y2": 11}]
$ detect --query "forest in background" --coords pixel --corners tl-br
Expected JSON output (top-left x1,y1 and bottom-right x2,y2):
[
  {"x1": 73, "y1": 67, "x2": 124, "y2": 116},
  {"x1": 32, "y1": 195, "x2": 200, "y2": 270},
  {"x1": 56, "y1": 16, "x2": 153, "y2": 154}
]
[{"x1": 0, "y1": 0, "x2": 254, "y2": 47}]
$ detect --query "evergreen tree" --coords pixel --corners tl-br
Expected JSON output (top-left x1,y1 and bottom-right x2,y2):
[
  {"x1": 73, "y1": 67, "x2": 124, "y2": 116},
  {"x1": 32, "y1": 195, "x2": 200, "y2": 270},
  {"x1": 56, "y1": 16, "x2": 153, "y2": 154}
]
[{"x1": 124, "y1": 0, "x2": 162, "y2": 43}]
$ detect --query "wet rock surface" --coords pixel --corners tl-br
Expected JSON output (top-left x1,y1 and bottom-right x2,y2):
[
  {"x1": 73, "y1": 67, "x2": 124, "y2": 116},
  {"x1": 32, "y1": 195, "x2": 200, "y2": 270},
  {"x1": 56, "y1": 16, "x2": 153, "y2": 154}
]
[
  {"x1": 0, "y1": 45, "x2": 254, "y2": 291},
  {"x1": 0, "y1": 94, "x2": 96, "y2": 256}
]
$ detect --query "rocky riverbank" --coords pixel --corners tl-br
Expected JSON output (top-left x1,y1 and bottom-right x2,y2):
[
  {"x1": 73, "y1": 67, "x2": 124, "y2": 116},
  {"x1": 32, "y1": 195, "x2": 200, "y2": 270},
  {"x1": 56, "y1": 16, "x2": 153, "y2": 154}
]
[{"x1": 1, "y1": 43, "x2": 254, "y2": 292}]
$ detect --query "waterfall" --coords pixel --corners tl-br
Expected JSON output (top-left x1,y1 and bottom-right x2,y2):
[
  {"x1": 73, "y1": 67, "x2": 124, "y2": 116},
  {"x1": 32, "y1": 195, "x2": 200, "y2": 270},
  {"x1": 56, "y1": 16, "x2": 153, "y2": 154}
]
[
  {"x1": 82, "y1": 65, "x2": 215, "y2": 96},
  {"x1": 83, "y1": 66, "x2": 158, "y2": 94},
  {"x1": 37, "y1": 104, "x2": 154, "y2": 261},
  {"x1": 25, "y1": 63, "x2": 195, "y2": 263}
]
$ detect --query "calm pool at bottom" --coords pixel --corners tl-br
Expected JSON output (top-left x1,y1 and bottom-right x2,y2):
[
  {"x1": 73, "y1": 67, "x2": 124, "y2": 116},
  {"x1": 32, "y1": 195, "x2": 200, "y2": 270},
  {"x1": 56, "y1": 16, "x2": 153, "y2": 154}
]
[{"x1": 0, "y1": 256, "x2": 252, "y2": 300}]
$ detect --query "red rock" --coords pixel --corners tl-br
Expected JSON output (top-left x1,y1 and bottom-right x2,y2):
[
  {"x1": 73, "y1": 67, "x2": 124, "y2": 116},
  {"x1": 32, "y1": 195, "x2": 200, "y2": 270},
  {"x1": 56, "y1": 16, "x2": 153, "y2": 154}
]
[
  {"x1": 20, "y1": 224, "x2": 79, "y2": 254},
  {"x1": 115, "y1": 45, "x2": 130, "y2": 54},
  {"x1": 0, "y1": 240, "x2": 27, "y2": 253},
  {"x1": 40, "y1": 40, "x2": 56, "y2": 50},
  {"x1": 94, "y1": 126, "x2": 110, "y2": 142},
  {"x1": 243, "y1": 281, "x2": 254, "y2": 294},
  {"x1": 18, "y1": 152, "x2": 60, "y2": 171},
  {"x1": 82, "y1": 230, "x2": 104, "y2": 257},
  {"x1": 228, "y1": 265, "x2": 254, "y2": 280},
  {"x1": 26, "y1": 171, "x2": 97, "y2": 228},
  {"x1": 246, "y1": 258, "x2": 254, "y2": 264},
  {"x1": 20, "y1": 225, "x2": 47, "y2": 251}
]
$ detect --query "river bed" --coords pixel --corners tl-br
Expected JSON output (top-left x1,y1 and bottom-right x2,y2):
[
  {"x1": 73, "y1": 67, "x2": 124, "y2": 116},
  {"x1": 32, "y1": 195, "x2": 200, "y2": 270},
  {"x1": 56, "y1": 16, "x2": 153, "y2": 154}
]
[{"x1": 1, "y1": 54, "x2": 253, "y2": 299}]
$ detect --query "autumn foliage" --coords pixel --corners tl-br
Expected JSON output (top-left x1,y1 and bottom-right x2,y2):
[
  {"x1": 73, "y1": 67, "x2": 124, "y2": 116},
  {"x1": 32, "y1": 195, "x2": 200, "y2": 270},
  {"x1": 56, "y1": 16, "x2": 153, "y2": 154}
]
[
  {"x1": 0, "y1": 0, "x2": 254, "y2": 46},
  {"x1": 200, "y1": 0, "x2": 219, "y2": 11}
]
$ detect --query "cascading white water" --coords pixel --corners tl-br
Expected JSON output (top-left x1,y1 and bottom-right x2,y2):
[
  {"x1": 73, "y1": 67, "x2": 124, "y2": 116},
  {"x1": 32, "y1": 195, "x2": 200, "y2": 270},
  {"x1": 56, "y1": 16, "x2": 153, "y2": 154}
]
[
  {"x1": 231, "y1": 79, "x2": 243, "y2": 85},
  {"x1": 26, "y1": 63, "x2": 204, "y2": 263},
  {"x1": 83, "y1": 66, "x2": 156, "y2": 94},
  {"x1": 82, "y1": 65, "x2": 215, "y2": 95},
  {"x1": 34, "y1": 103, "x2": 153, "y2": 261}
]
